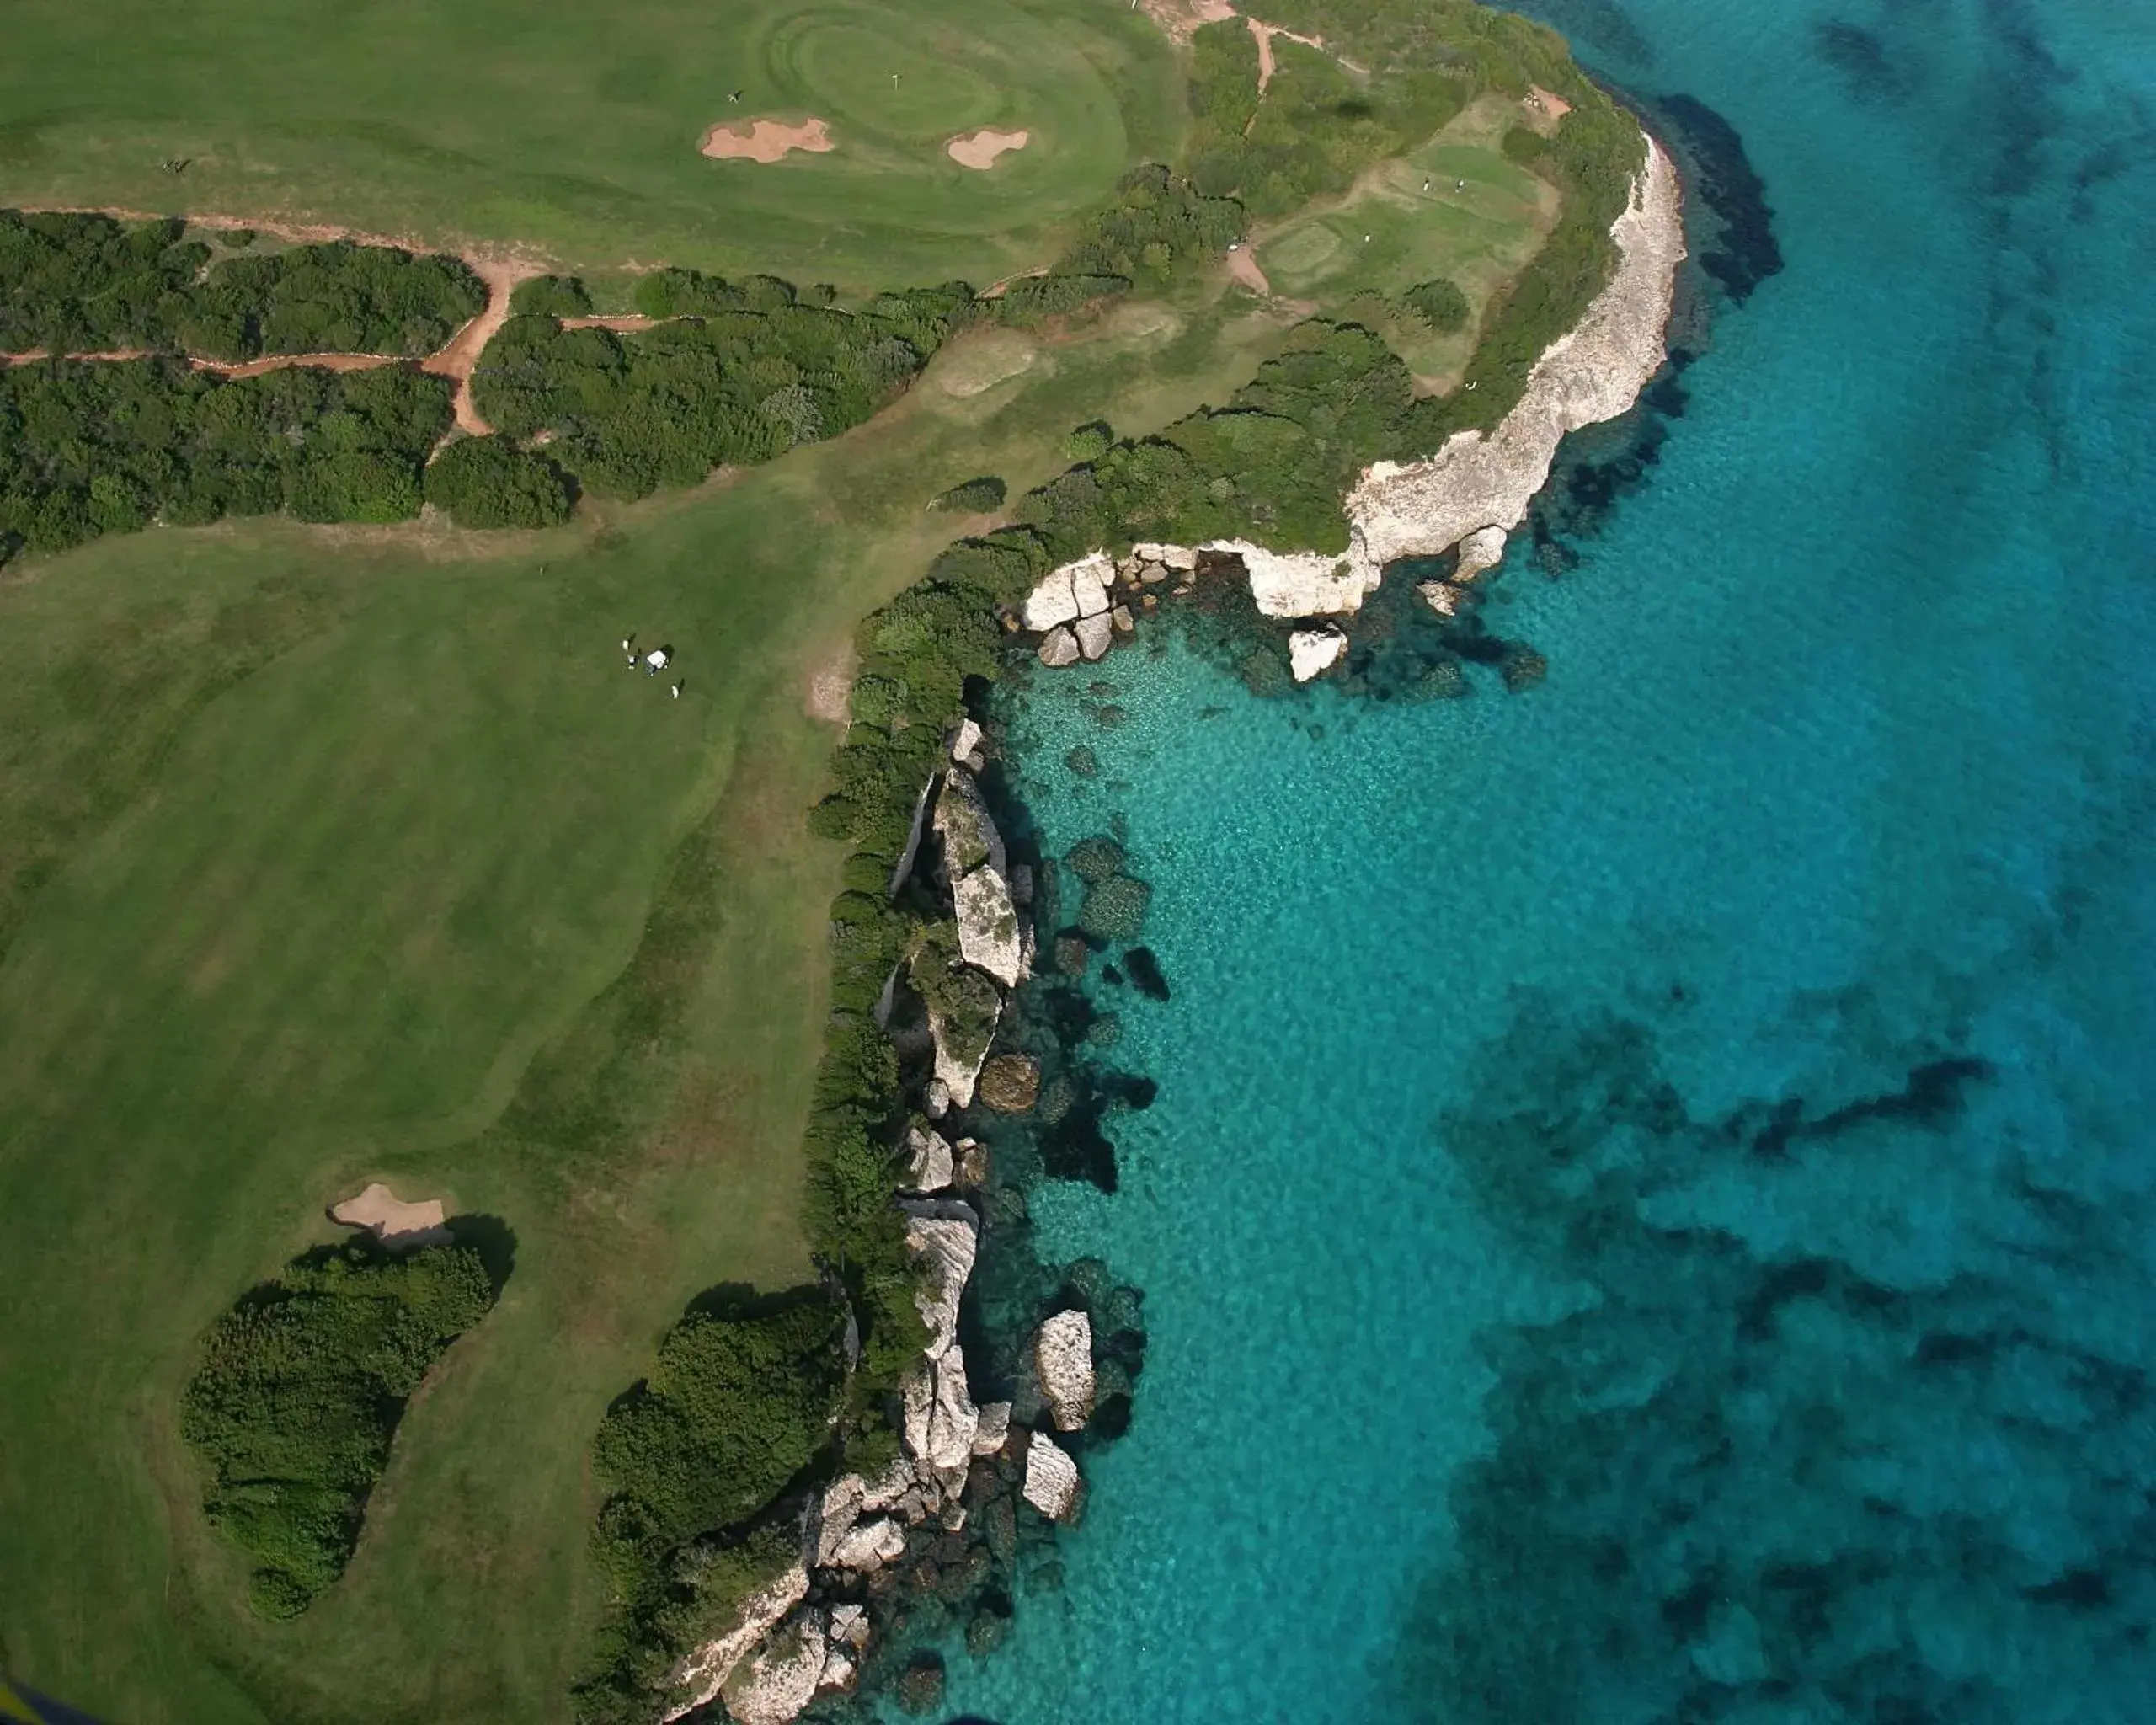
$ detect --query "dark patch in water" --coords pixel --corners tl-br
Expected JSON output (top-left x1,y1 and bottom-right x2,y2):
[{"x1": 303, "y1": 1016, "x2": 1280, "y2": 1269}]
[
  {"x1": 1652, "y1": 93, "x2": 1785, "y2": 303},
  {"x1": 1125, "y1": 946, "x2": 1171, "y2": 1001},
  {"x1": 1813, "y1": 19, "x2": 1919, "y2": 104}
]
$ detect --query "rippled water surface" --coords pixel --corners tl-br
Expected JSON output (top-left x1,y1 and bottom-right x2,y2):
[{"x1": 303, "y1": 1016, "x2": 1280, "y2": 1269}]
[{"x1": 941, "y1": 1, "x2": 2156, "y2": 1718}]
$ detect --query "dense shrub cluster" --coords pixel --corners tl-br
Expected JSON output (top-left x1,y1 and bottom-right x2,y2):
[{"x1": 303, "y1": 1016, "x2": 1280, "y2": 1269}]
[
  {"x1": 930, "y1": 473, "x2": 1006, "y2": 513},
  {"x1": 179, "y1": 1238, "x2": 496, "y2": 1620},
  {"x1": 423, "y1": 433, "x2": 574, "y2": 529},
  {"x1": 0, "y1": 211, "x2": 484, "y2": 360},
  {"x1": 470, "y1": 282, "x2": 976, "y2": 502},
  {"x1": 510, "y1": 273, "x2": 595, "y2": 318},
  {"x1": 578, "y1": 1294, "x2": 849, "y2": 1720},
  {"x1": 992, "y1": 166, "x2": 1243, "y2": 328},
  {"x1": 0, "y1": 359, "x2": 455, "y2": 562}
]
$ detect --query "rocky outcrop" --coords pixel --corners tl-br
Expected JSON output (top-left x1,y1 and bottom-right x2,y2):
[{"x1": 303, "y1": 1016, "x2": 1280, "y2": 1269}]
[
  {"x1": 886, "y1": 777, "x2": 935, "y2": 898},
  {"x1": 664, "y1": 1563, "x2": 810, "y2": 1721},
  {"x1": 1035, "y1": 1310, "x2": 1097, "y2": 1431},
  {"x1": 1023, "y1": 551, "x2": 1113, "y2": 630},
  {"x1": 933, "y1": 768, "x2": 1005, "y2": 878},
  {"x1": 1453, "y1": 524, "x2": 1508, "y2": 582},
  {"x1": 929, "y1": 996, "x2": 997, "y2": 1108},
  {"x1": 812, "y1": 1474, "x2": 867, "y2": 1567},
  {"x1": 924, "y1": 1343, "x2": 981, "y2": 1474},
  {"x1": 1075, "y1": 610, "x2": 1114, "y2": 660},
  {"x1": 1022, "y1": 1430, "x2": 1083, "y2": 1522},
  {"x1": 1289, "y1": 627, "x2": 1348, "y2": 681},
  {"x1": 1067, "y1": 552, "x2": 1113, "y2": 619},
  {"x1": 950, "y1": 868, "x2": 1023, "y2": 988},
  {"x1": 901, "y1": 1202, "x2": 979, "y2": 1360},
  {"x1": 723, "y1": 1609, "x2": 827, "y2": 1725},
  {"x1": 936, "y1": 768, "x2": 1023, "y2": 988},
  {"x1": 1038, "y1": 625, "x2": 1080, "y2": 667},
  {"x1": 1132, "y1": 541, "x2": 1198, "y2": 571},
  {"x1": 948, "y1": 717, "x2": 985, "y2": 766},
  {"x1": 1220, "y1": 542, "x2": 1383, "y2": 619},
  {"x1": 904, "y1": 1124, "x2": 954, "y2": 1195},
  {"x1": 1348, "y1": 135, "x2": 1684, "y2": 567},
  {"x1": 830, "y1": 1517, "x2": 908, "y2": 1572},
  {"x1": 973, "y1": 1401, "x2": 1012, "y2": 1455}
]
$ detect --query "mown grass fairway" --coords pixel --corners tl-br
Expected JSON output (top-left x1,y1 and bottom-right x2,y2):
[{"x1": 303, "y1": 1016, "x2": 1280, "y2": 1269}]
[
  {"x1": 0, "y1": 279, "x2": 1299, "y2": 1724},
  {"x1": 0, "y1": 0, "x2": 1182, "y2": 283}
]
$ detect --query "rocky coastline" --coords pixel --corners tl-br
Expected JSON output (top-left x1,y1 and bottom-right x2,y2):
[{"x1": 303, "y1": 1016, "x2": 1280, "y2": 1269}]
[
  {"x1": 1014, "y1": 131, "x2": 1687, "y2": 684},
  {"x1": 660, "y1": 120, "x2": 1692, "y2": 1725}
]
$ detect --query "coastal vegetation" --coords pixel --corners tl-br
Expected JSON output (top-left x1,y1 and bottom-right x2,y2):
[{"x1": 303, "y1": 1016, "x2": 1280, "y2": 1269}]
[
  {"x1": 0, "y1": 359, "x2": 453, "y2": 559},
  {"x1": 179, "y1": 1237, "x2": 498, "y2": 1620},
  {"x1": 0, "y1": 211, "x2": 485, "y2": 359}
]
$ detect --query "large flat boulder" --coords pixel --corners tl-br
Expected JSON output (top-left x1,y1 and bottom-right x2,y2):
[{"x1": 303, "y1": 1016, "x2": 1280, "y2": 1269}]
[
  {"x1": 1075, "y1": 611, "x2": 1114, "y2": 660},
  {"x1": 1034, "y1": 1309, "x2": 1097, "y2": 1431},
  {"x1": 1289, "y1": 627, "x2": 1348, "y2": 682},
  {"x1": 924, "y1": 1343, "x2": 981, "y2": 1474},
  {"x1": 829, "y1": 1517, "x2": 907, "y2": 1573},
  {"x1": 1067, "y1": 550, "x2": 1113, "y2": 617},
  {"x1": 903, "y1": 1125, "x2": 954, "y2": 1195},
  {"x1": 933, "y1": 767, "x2": 1006, "y2": 879},
  {"x1": 952, "y1": 866, "x2": 1023, "y2": 988},
  {"x1": 1212, "y1": 540, "x2": 1381, "y2": 619},
  {"x1": 1022, "y1": 565, "x2": 1079, "y2": 631},
  {"x1": 1022, "y1": 1430, "x2": 1082, "y2": 1522},
  {"x1": 901, "y1": 1202, "x2": 979, "y2": 1360}
]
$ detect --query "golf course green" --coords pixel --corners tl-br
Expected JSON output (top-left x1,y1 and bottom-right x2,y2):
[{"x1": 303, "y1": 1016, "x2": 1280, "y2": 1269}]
[
  {"x1": 0, "y1": 0, "x2": 1182, "y2": 285},
  {"x1": 0, "y1": 0, "x2": 1592, "y2": 1716}
]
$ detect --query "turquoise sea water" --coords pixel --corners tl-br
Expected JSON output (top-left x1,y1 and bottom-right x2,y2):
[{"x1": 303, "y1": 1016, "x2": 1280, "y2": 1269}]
[{"x1": 940, "y1": 0, "x2": 2156, "y2": 1719}]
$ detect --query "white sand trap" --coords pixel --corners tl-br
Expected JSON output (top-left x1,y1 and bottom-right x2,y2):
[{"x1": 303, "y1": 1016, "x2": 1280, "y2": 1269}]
[
  {"x1": 331, "y1": 1182, "x2": 453, "y2": 1248},
  {"x1": 700, "y1": 116, "x2": 836, "y2": 162},
  {"x1": 947, "y1": 129, "x2": 1029, "y2": 170}
]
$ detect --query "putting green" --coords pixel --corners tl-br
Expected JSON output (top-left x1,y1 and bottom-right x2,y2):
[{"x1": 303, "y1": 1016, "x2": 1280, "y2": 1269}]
[{"x1": 0, "y1": 0, "x2": 1184, "y2": 285}]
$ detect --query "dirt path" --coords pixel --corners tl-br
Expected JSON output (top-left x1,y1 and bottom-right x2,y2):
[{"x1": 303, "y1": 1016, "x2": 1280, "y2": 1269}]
[
  {"x1": 423, "y1": 255, "x2": 544, "y2": 435},
  {"x1": 6, "y1": 211, "x2": 544, "y2": 435},
  {"x1": 560, "y1": 314, "x2": 664, "y2": 332},
  {"x1": 1224, "y1": 247, "x2": 1272, "y2": 295},
  {"x1": 1246, "y1": 17, "x2": 1326, "y2": 93}
]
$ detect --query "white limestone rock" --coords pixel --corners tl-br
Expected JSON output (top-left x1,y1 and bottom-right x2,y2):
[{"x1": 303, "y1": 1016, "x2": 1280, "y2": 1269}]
[
  {"x1": 812, "y1": 1474, "x2": 866, "y2": 1567},
  {"x1": 1416, "y1": 581, "x2": 1461, "y2": 618},
  {"x1": 1349, "y1": 136, "x2": 1684, "y2": 566},
  {"x1": 818, "y1": 1649, "x2": 857, "y2": 1696},
  {"x1": 972, "y1": 1401, "x2": 1012, "y2": 1455},
  {"x1": 1022, "y1": 566, "x2": 1078, "y2": 630},
  {"x1": 1111, "y1": 603, "x2": 1134, "y2": 633},
  {"x1": 1022, "y1": 1430, "x2": 1083, "y2": 1522},
  {"x1": 901, "y1": 1203, "x2": 979, "y2": 1360},
  {"x1": 829, "y1": 1517, "x2": 907, "y2": 1573},
  {"x1": 901, "y1": 1366, "x2": 935, "y2": 1466},
  {"x1": 933, "y1": 767, "x2": 1006, "y2": 879},
  {"x1": 1453, "y1": 525, "x2": 1508, "y2": 582},
  {"x1": 904, "y1": 1125, "x2": 954, "y2": 1195},
  {"x1": 949, "y1": 718, "x2": 985, "y2": 763},
  {"x1": 1075, "y1": 611, "x2": 1114, "y2": 660},
  {"x1": 925, "y1": 1343, "x2": 982, "y2": 1474},
  {"x1": 928, "y1": 996, "x2": 996, "y2": 1109},
  {"x1": 1289, "y1": 627, "x2": 1348, "y2": 683},
  {"x1": 1133, "y1": 541, "x2": 1198, "y2": 571},
  {"x1": 1038, "y1": 624, "x2": 1080, "y2": 667},
  {"x1": 664, "y1": 1564, "x2": 810, "y2": 1722},
  {"x1": 722, "y1": 1609, "x2": 826, "y2": 1725},
  {"x1": 951, "y1": 865, "x2": 1023, "y2": 988},
  {"x1": 1067, "y1": 550, "x2": 1114, "y2": 617},
  {"x1": 829, "y1": 1603, "x2": 869, "y2": 1650},
  {"x1": 1034, "y1": 1310, "x2": 1097, "y2": 1431},
  {"x1": 1213, "y1": 540, "x2": 1382, "y2": 619}
]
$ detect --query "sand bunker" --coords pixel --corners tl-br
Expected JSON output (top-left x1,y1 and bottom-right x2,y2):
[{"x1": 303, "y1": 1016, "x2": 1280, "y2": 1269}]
[
  {"x1": 700, "y1": 116, "x2": 835, "y2": 162},
  {"x1": 933, "y1": 329, "x2": 1038, "y2": 398},
  {"x1": 331, "y1": 1182, "x2": 453, "y2": 1248},
  {"x1": 1528, "y1": 86, "x2": 1573, "y2": 125},
  {"x1": 947, "y1": 129, "x2": 1029, "y2": 170}
]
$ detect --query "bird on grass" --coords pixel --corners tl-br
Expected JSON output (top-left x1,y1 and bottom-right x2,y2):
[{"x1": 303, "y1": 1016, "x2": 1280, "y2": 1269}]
[
  {"x1": 670, "y1": 681, "x2": 683, "y2": 700},
  {"x1": 728, "y1": 89, "x2": 743, "y2": 104},
  {"x1": 622, "y1": 633, "x2": 637, "y2": 667}
]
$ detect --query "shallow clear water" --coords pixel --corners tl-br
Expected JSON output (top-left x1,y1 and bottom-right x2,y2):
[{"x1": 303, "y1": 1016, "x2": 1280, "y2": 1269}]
[{"x1": 944, "y1": 1, "x2": 2156, "y2": 1719}]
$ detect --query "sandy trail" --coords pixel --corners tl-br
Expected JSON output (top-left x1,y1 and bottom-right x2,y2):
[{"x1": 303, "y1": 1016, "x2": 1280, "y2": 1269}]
[
  {"x1": 423, "y1": 255, "x2": 543, "y2": 435},
  {"x1": 1247, "y1": 17, "x2": 1334, "y2": 91},
  {"x1": 1224, "y1": 247, "x2": 1272, "y2": 295},
  {"x1": 700, "y1": 116, "x2": 835, "y2": 162},
  {"x1": 560, "y1": 314, "x2": 664, "y2": 332},
  {"x1": 947, "y1": 129, "x2": 1029, "y2": 170}
]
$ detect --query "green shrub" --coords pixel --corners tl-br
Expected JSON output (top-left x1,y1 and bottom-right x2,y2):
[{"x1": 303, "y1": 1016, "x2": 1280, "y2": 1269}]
[
  {"x1": 1062, "y1": 421, "x2": 1113, "y2": 463},
  {"x1": 931, "y1": 475, "x2": 1006, "y2": 513},
  {"x1": 1400, "y1": 277, "x2": 1470, "y2": 334},
  {"x1": 179, "y1": 1237, "x2": 497, "y2": 1617},
  {"x1": 512, "y1": 274, "x2": 596, "y2": 318},
  {"x1": 424, "y1": 435, "x2": 574, "y2": 528}
]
